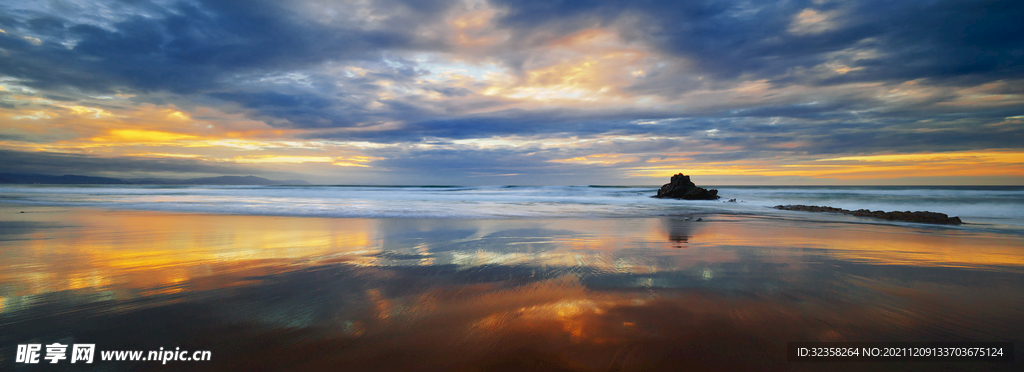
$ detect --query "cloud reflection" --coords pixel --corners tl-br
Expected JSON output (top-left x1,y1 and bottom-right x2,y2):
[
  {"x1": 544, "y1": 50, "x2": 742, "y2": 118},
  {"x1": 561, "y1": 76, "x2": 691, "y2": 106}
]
[{"x1": 2, "y1": 208, "x2": 1023, "y2": 370}]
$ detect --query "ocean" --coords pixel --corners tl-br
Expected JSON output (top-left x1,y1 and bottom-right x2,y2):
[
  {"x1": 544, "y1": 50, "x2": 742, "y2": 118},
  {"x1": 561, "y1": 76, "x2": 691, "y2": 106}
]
[
  {"x1": 2, "y1": 184, "x2": 1023, "y2": 370},
  {"x1": 3, "y1": 184, "x2": 1023, "y2": 230}
]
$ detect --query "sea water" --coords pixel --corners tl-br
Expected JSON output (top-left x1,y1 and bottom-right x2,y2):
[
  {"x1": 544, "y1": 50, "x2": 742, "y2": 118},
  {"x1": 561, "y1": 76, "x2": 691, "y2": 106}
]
[
  {"x1": 2, "y1": 185, "x2": 1023, "y2": 370},
  {"x1": 2, "y1": 185, "x2": 1022, "y2": 231}
]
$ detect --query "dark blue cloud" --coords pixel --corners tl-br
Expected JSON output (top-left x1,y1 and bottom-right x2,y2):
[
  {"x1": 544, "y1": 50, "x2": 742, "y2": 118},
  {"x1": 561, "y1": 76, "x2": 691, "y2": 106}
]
[
  {"x1": 0, "y1": 0, "x2": 456, "y2": 93},
  {"x1": 303, "y1": 108, "x2": 706, "y2": 142},
  {"x1": 4, "y1": 0, "x2": 1021, "y2": 95},
  {"x1": 0, "y1": 149, "x2": 250, "y2": 175},
  {"x1": 0, "y1": 0, "x2": 1021, "y2": 168},
  {"x1": 492, "y1": 0, "x2": 1024, "y2": 85}
]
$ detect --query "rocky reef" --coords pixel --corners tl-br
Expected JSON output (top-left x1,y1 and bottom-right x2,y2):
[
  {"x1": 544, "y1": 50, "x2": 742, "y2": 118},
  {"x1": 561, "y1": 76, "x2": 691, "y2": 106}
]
[
  {"x1": 773, "y1": 205, "x2": 963, "y2": 225},
  {"x1": 653, "y1": 174, "x2": 720, "y2": 200}
]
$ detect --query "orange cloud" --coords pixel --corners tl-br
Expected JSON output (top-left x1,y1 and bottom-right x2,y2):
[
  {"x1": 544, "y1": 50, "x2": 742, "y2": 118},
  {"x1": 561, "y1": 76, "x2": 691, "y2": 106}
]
[
  {"x1": 480, "y1": 28, "x2": 655, "y2": 103},
  {"x1": 226, "y1": 154, "x2": 383, "y2": 168},
  {"x1": 126, "y1": 152, "x2": 205, "y2": 159},
  {"x1": 628, "y1": 150, "x2": 1024, "y2": 180},
  {"x1": 91, "y1": 129, "x2": 198, "y2": 143},
  {"x1": 789, "y1": 8, "x2": 840, "y2": 35},
  {"x1": 449, "y1": 9, "x2": 507, "y2": 47},
  {"x1": 229, "y1": 155, "x2": 336, "y2": 164},
  {"x1": 818, "y1": 151, "x2": 1024, "y2": 164},
  {"x1": 550, "y1": 154, "x2": 640, "y2": 165}
]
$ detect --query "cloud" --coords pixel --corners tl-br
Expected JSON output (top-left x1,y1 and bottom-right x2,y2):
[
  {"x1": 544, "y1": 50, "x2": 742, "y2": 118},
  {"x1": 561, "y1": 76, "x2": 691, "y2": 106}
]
[
  {"x1": 788, "y1": 8, "x2": 841, "y2": 35},
  {"x1": 0, "y1": 0, "x2": 1021, "y2": 184},
  {"x1": 0, "y1": 0, "x2": 458, "y2": 94},
  {"x1": 494, "y1": 0, "x2": 1024, "y2": 85},
  {"x1": 0, "y1": 148, "x2": 253, "y2": 176}
]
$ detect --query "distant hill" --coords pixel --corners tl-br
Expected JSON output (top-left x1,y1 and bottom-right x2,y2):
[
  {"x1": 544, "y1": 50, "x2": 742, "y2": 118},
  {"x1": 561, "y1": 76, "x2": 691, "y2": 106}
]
[
  {"x1": 0, "y1": 173, "x2": 128, "y2": 184},
  {"x1": 0, "y1": 173, "x2": 310, "y2": 185},
  {"x1": 127, "y1": 175, "x2": 311, "y2": 185}
]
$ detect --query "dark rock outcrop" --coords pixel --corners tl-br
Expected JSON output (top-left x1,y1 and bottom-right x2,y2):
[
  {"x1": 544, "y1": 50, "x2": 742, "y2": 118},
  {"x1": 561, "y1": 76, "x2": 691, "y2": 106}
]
[
  {"x1": 773, "y1": 205, "x2": 963, "y2": 225},
  {"x1": 653, "y1": 174, "x2": 720, "y2": 200}
]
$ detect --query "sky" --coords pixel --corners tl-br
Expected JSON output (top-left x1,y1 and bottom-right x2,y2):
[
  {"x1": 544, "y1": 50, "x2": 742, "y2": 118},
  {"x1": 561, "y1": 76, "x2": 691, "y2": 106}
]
[{"x1": 0, "y1": 0, "x2": 1022, "y2": 185}]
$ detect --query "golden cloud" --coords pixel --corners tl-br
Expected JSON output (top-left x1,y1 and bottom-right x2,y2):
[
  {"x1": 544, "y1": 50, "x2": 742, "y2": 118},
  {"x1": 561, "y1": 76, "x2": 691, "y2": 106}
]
[
  {"x1": 629, "y1": 150, "x2": 1024, "y2": 180},
  {"x1": 551, "y1": 154, "x2": 640, "y2": 165},
  {"x1": 91, "y1": 129, "x2": 198, "y2": 143},
  {"x1": 788, "y1": 8, "x2": 840, "y2": 35}
]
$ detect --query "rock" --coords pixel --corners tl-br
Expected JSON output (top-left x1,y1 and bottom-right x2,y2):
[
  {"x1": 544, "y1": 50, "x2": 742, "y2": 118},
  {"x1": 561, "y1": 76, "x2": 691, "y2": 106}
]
[
  {"x1": 773, "y1": 205, "x2": 963, "y2": 225},
  {"x1": 727, "y1": 198, "x2": 737, "y2": 203},
  {"x1": 653, "y1": 174, "x2": 720, "y2": 200}
]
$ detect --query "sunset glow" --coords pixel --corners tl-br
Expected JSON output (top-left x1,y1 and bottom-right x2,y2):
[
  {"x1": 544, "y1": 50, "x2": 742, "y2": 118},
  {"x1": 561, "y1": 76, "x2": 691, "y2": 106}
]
[
  {"x1": 3, "y1": 3, "x2": 1023, "y2": 371},
  {"x1": 0, "y1": 0, "x2": 1021, "y2": 185}
]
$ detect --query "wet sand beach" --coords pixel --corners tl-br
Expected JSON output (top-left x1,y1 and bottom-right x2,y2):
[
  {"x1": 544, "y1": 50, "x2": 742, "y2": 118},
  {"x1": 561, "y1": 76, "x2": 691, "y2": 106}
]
[{"x1": 2, "y1": 204, "x2": 1023, "y2": 371}]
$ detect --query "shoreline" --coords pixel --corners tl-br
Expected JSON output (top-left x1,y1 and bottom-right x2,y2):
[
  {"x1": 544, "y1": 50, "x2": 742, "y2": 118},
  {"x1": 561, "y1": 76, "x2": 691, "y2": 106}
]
[
  {"x1": 1, "y1": 200, "x2": 1012, "y2": 232},
  {"x1": 3, "y1": 202, "x2": 1023, "y2": 371},
  {"x1": 4, "y1": 203, "x2": 1022, "y2": 270}
]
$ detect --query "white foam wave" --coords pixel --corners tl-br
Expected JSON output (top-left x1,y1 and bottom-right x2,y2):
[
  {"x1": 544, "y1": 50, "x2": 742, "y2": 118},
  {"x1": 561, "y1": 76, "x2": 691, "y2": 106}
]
[{"x1": 2, "y1": 185, "x2": 1022, "y2": 230}]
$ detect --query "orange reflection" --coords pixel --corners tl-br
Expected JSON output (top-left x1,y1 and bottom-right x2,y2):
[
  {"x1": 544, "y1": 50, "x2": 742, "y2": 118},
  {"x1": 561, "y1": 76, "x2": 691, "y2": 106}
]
[
  {"x1": 1, "y1": 208, "x2": 379, "y2": 300},
  {"x1": 188, "y1": 270, "x2": 1024, "y2": 371},
  {"x1": 682, "y1": 217, "x2": 1024, "y2": 269},
  {"x1": 3, "y1": 207, "x2": 1022, "y2": 313},
  {"x1": 4, "y1": 206, "x2": 1024, "y2": 371}
]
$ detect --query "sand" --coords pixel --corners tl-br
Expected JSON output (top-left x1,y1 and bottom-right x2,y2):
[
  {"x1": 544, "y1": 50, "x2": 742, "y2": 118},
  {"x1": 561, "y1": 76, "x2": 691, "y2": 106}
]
[{"x1": 2, "y1": 204, "x2": 1023, "y2": 371}]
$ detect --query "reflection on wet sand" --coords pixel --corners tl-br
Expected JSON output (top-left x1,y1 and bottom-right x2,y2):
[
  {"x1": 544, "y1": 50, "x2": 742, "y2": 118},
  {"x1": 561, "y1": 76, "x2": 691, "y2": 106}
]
[
  {"x1": 662, "y1": 218, "x2": 701, "y2": 248},
  {"x1": 1, "y1": 206, "x2": 1023, "y2": 371}
]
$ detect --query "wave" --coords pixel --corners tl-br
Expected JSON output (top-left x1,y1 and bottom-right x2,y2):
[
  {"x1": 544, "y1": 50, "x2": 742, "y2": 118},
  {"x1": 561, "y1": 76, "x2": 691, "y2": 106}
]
[{"x1": 2, "y1": 185, "x2": 1022, "y2": 231}]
